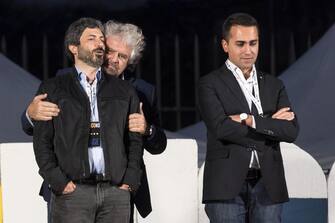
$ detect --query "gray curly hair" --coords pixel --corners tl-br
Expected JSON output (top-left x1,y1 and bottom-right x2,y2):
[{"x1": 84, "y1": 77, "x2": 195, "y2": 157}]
[{"x1": 104, "y1": 20, "x2": 145, "y2": 65}]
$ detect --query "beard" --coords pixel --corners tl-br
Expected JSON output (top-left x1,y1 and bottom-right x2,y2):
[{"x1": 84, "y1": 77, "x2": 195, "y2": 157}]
[
  {"x1": 103, "y1": 61, "x2": 119, "y2": 76},
  {"x1": 77, "y1": 46, "x2": 104, "y2": 68}
]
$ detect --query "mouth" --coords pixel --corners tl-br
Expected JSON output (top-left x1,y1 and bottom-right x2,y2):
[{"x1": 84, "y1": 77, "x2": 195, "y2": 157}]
[
  {"x1": 105, "y1": 62, "x2": 118, "y2": 70},
  {"x1": 94, "y1": 49, "x2": 104, "y2": 56}
]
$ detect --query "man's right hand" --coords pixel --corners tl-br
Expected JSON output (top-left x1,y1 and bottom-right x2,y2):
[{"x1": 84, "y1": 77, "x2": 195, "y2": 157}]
[
  {"x1": 27, "y1": 93, "x2": 60, "y2": 121},
  {"x1": 62, "y1": 181, "x2": 76, "y2": 194}
]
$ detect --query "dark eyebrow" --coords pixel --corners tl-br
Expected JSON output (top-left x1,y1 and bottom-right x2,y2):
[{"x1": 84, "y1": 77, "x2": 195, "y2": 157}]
[
  {"x1": 235, "y1": 41, "x2": 246, "y2": 45},
  {"x1": 235, "y1": 40, "x2": 258, "y2": 44},
  {"x1": 87, "y1": 34, "x2": 105, "y2": 39}
]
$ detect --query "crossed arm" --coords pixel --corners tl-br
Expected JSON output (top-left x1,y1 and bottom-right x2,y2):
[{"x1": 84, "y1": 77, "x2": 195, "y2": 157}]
[
  {"x1": 198, "y1": 77, "x2": 299, "y2": 148},
  {"x1": 229, "y1": 107, "x2": 295, "y2": 126}
]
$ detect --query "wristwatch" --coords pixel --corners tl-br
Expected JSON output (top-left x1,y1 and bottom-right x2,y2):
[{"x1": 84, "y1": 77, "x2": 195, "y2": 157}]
[
  {"x1": 240, "y1": 113, "x2": 248, "y2": 125},
  {"x1": 145, "y1": 124, "x2": 153, "y2": 136}
]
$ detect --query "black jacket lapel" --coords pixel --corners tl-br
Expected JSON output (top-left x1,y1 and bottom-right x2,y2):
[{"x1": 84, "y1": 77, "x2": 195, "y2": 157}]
[{"x1": 218, "y1": 65, "x2": 250, "y2": 112}]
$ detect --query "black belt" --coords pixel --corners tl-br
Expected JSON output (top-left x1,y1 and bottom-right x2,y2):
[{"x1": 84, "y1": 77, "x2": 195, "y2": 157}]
[
  {"x1": 246, "y1": 168, "x2": 261, "y2": 180},
  {"x1": 73, "y1": 174, "x2": 110, "y2": 185}
]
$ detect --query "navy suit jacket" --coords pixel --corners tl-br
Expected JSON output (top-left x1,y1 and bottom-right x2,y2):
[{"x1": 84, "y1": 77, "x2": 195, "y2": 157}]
[{"x1": 21, "y1": 68, "x2": 167, "y2": 218}]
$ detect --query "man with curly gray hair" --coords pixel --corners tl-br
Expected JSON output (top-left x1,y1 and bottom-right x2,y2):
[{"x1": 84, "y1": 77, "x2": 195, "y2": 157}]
[
  {"x1": 103, "y1": 20, "x2": 167, "y2": 222},
  {"x1": 103, "y1": 20, "x2": 145, "y2": 74}
]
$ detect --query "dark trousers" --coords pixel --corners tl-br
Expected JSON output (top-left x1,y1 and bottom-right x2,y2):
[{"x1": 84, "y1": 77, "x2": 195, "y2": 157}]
[
  {"x1": 205, "y1": 177, "x2": 283, "y2": 223},
  {"x1": 50, "y1": 183, "x2": 130, "y2": 223}
]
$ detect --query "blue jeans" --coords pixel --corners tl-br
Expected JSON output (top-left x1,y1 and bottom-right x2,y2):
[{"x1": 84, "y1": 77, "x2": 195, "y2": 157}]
[
  {"x1": 205, "y1": 179, "x2": 283, "y2": 223},
  {"x1": 50, "y1": 183, "x2": 130, "y2": 223}
]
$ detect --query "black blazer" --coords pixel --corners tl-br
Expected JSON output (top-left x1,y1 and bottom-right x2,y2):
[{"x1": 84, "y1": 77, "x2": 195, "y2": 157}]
[
  {"x1": 124, "y1": 73, "x2": 167, "y2": 218},
  {"x1": 198, "y1": 65, "x2": 299, "y2": 203},
  {"x1": 21, "y1": 69, "x2": 167, "y2": 218}
]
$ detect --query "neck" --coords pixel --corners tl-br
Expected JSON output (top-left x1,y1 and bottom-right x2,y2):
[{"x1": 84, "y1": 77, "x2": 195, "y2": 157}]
[
  {"x1": 242, "y1": 67, "x2": 252, "y2": 79},
  {"x1": 75, "y1": 60, "x2": 99, "y2": 81}
]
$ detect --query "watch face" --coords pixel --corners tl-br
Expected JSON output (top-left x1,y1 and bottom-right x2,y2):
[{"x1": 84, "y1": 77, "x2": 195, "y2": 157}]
[{"x1": 240, "y1": 113, "x2": 248, "y2": 120}]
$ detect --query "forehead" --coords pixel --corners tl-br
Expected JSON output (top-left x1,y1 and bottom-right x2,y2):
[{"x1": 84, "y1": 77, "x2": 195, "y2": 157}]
[
  {"x1": 80, "y1": 27, "x2": 104, "y2": 38},
  {"x1": 106, "y1": 35, "x2": 132, "y2": 53},
  {"x1": 229, "y1": 25, "x2": 258, "y2": 41}
]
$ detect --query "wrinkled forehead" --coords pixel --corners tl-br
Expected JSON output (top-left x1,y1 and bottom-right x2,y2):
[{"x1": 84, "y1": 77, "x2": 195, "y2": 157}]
[{"x1": 106, "y1": 35, "x2": 132, "y2": 54}]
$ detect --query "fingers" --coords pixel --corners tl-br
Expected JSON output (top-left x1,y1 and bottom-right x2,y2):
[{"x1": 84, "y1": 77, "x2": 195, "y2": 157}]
[
  {"x1": 28, "y1": 94, "x2": 60, "y2": 121},
  {"x1": 42, "y1": 101, "x2": 59, "y2": 109},
  {"x1": 37, "y1": 111, "x2": 59, "y2": 121},
  {"x1": 63, "y1": 181, "x2": 76, "y2": 194},
  {"x1": 118, "y1": 184, "x2": 130, "y2": 191},
  {"x1": 129, "y1": 122, "x2": 146, "y2": 134},
  {"x1": 139, "y1": 102, "x2": 144, "y2": 115},
  {"x1": 272, "y1": 107, "x2": 290, "y2": 119},
  {"x1": 33, "y1": 93, "x2": 48, "y2": 101},
  {"x1": 128, "y1": 113, "x2": 147, "y2": 134},
  {"x1": 229, "y1": 115, "x2": 240, "y2": 122},
  {"x1": 33, "y1": 105, "x2": 60, "y2": 120},
  {"x1": 40, "y1": 103, "x2": 60, "y2": 114},
  {"x1": 273, "y1": 111, "x2": 295, "y2": 121},
  {"x1": 128, "y1": 113, "x2": 143, "y2": 120}
]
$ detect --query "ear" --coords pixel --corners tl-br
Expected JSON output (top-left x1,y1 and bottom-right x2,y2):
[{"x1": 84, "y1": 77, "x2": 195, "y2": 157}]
[
  {"x1": 221, "y1": 39, "x2": 228, "y2": 53},
  {"x1": 68, "y1": 45, "x2": 78, "y2": 56}
]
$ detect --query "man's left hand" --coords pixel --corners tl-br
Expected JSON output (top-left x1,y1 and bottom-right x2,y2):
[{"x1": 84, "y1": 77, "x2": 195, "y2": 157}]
[{"x1": 128, "y1": 102, "x2": 147, "y2": 135}]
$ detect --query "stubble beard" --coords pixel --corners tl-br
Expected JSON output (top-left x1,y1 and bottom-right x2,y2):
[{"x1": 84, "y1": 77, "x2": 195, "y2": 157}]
[{"x1": 78, "y1": 47, "x2": 104, "y2": 68}]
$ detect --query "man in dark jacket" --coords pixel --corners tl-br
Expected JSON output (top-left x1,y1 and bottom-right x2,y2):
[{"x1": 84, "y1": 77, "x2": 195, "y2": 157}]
[
  {"x1": 22, "y1": 20, "x2": 167, "y2": 222},
  {"x1": 33, "y1": 17, "x2": 143, "y2": 223},
  {"x1": 198, "y1": 13, "x2": 299, "y2": 222}
]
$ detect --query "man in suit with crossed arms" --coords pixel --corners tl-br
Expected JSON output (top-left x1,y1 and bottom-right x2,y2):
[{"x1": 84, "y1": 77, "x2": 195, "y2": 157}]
[
  {"x1": 21, "y1": 20, "x2": 166, "y2": 222},
  {"x1": 198, "y1": 13, "x2": 299, "y2": 222}
]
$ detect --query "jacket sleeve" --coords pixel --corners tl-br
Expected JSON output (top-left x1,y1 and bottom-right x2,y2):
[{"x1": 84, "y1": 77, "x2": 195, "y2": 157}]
[
  {"x1": 143, "y1": 86, "x2": 167, "y2": 155},
  {"x1": 33, "y1": 82, "x2": 69, "y2": 194},
  {"x1": 197, "y1": 77, "x2": 266, "y2": 150},
  {"x1": 21, "y1": 110, "x2": 34, "y2": 136},
  {"x1": 253, "y1": 80, "x2": 299, "y2": 143},
  {"x1": 122, "y1": 89, "x2": 143, "y2": 192}
]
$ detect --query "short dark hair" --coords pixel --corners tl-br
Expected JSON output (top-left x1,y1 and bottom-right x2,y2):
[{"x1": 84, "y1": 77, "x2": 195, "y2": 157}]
[
  {"x1": 222, "y1": 13, "x2": 259, "y2": 41},
  {"x1": 64, "y1": 17, "x2": 104, "y2": 62}
]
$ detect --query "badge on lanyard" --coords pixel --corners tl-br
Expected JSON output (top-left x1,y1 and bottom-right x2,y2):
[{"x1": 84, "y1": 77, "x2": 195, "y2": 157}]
[{"x1": 88, "y1": 122, "x2": 100, "y2": 147}]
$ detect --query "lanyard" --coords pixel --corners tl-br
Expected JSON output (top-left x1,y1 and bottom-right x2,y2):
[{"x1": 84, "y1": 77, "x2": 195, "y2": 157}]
[
  {"x1": 226, "y1": 61, "x2": 263, "y2": 116},
  {"x1": 85, "y1": 80, "x2": 97, "y2": 120}
]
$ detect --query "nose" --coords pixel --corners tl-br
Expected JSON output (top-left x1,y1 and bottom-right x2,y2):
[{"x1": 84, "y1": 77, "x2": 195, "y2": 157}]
[
  {"x1": 96, "y1": 39, "x2": 105, "y2": 49},
  {"x1": 107, "y1": 51, "x2": 118, "y2": 62},
  {"x1": 244, "y1": 44, "x2": 252, "y2": 54}
]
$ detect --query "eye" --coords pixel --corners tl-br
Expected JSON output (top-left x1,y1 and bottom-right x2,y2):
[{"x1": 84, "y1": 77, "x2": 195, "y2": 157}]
[
  {"x1": 236, "y1": 42, "x2": 244, "y2": 47},
  {"x1": 250, "y1": 41, "x2": 258, "y2": 46},
  {"x1": 106, "y1": 49, "x2": 116, "y2": 54},
  {"x1": 119, "y1": 54, "x2": 128, "y2": 61}
]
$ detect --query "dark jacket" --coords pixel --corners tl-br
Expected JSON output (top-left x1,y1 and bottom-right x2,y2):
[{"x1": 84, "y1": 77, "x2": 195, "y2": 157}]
[
  {"x1": 198, "y1": 65, "x2": 299, "y2": 203},
  {"x1": 22, "y1": 68, "x2": 167, "y2": 217},
  {"x1": 33, "y1": 68, "x2": 143, "y2": 193},
  {"x1": 124, "y1": 73, "x2": 167, "y2": 217}
]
